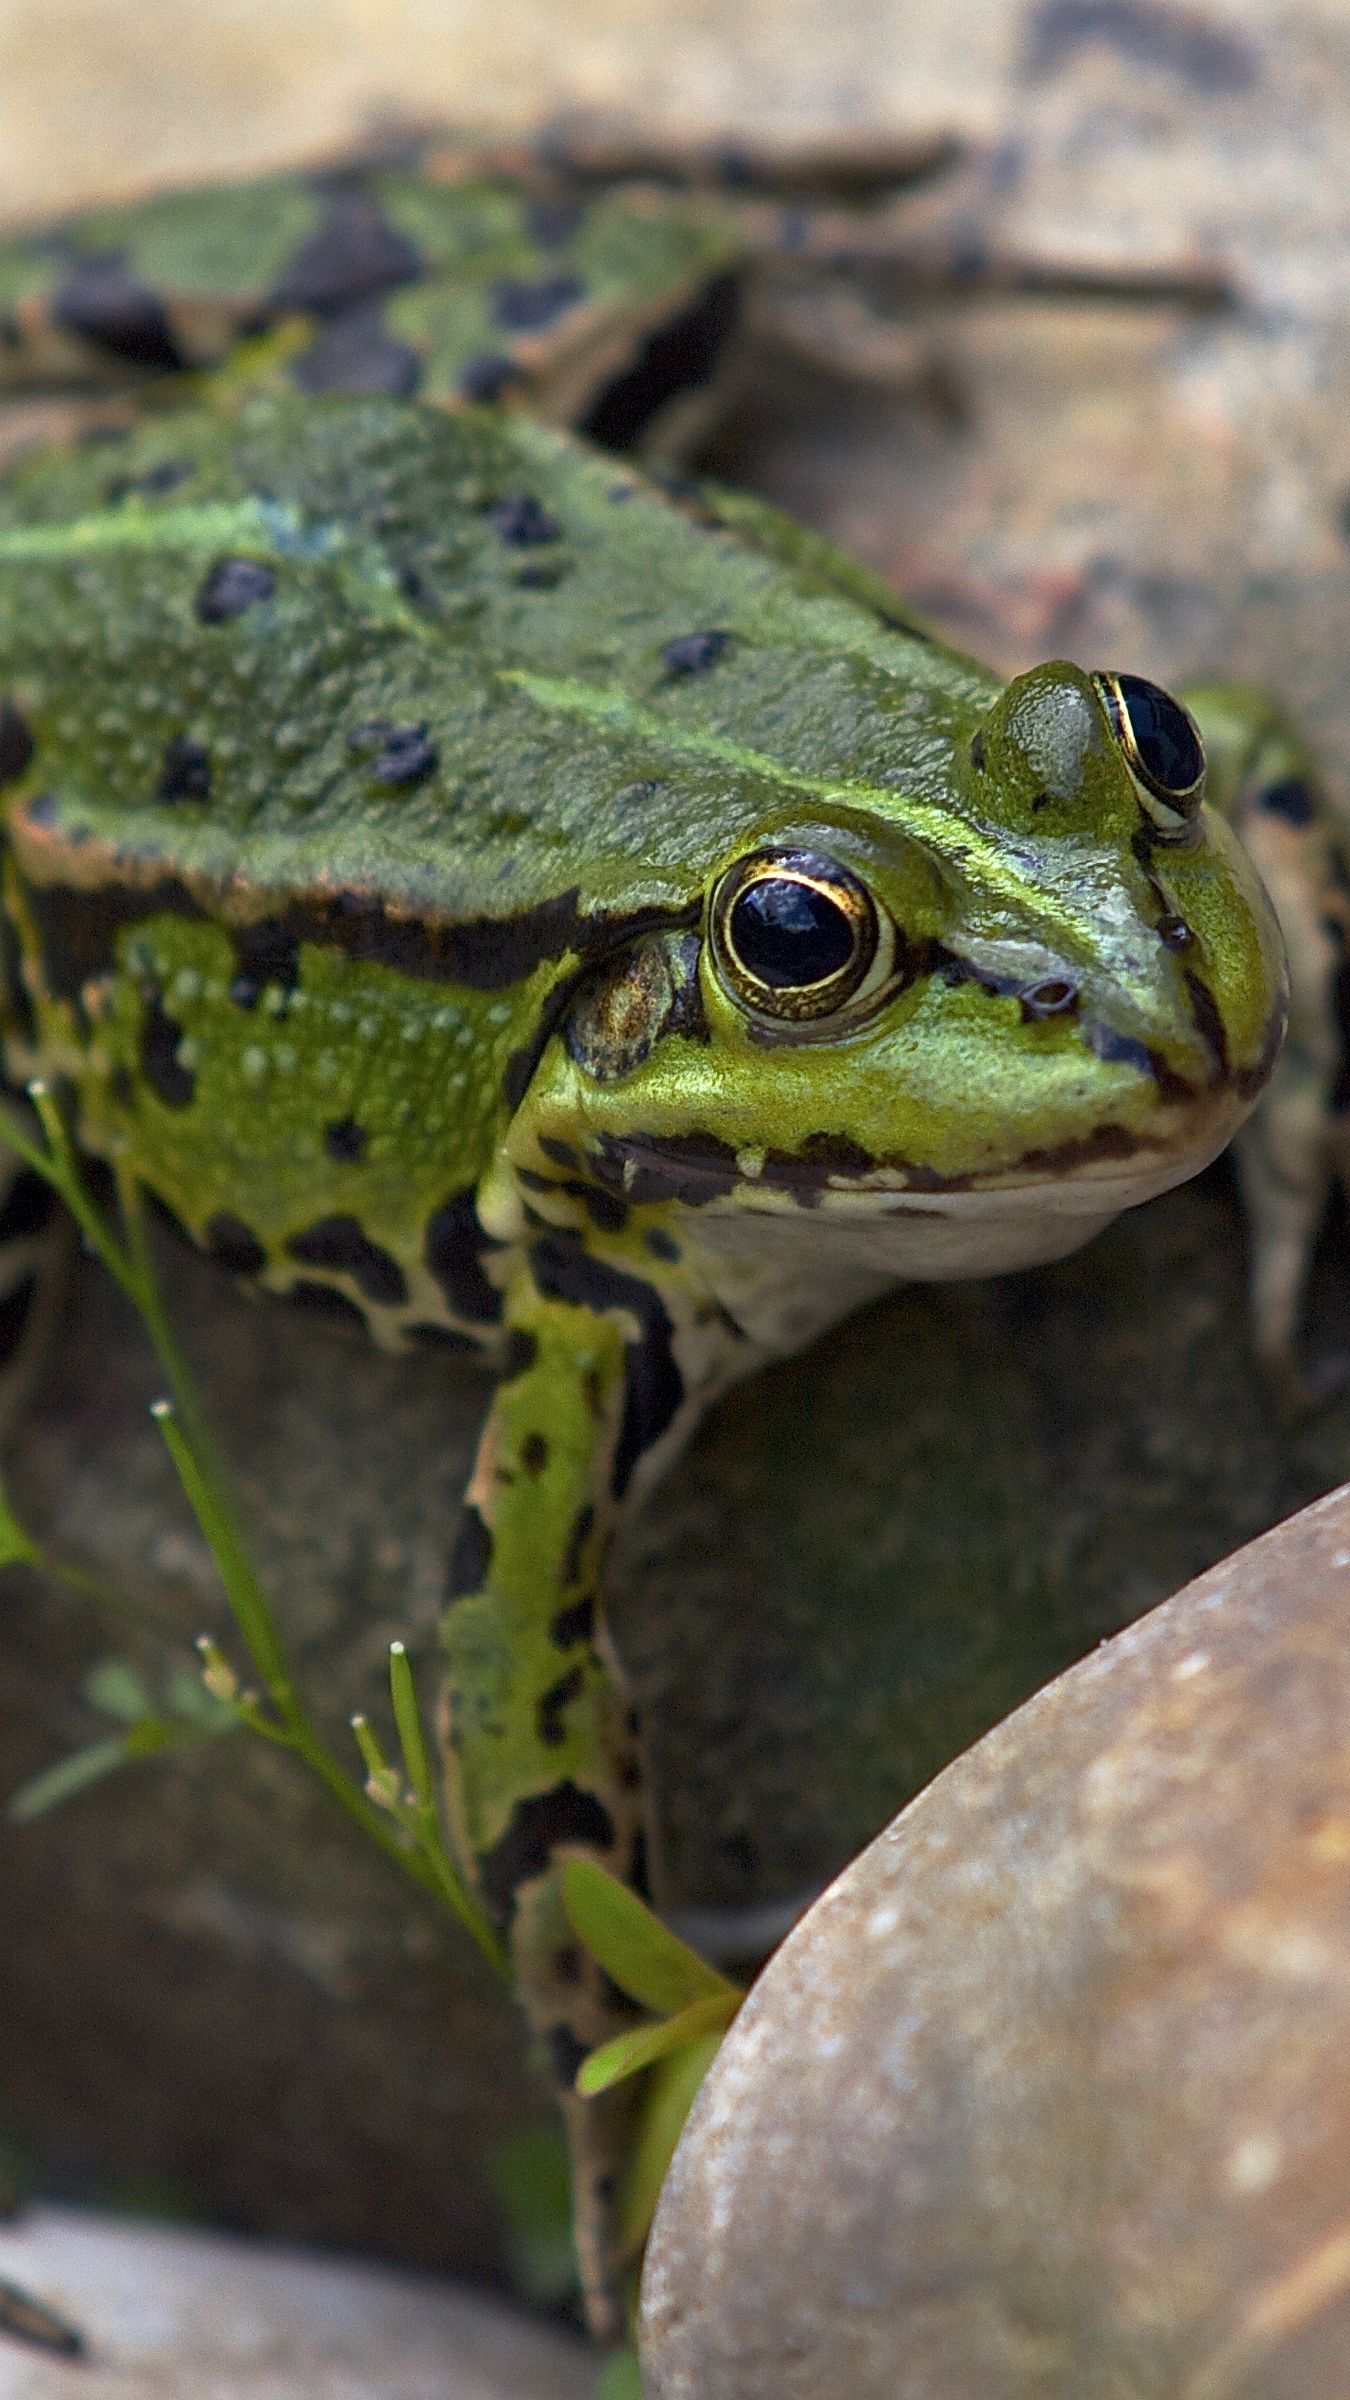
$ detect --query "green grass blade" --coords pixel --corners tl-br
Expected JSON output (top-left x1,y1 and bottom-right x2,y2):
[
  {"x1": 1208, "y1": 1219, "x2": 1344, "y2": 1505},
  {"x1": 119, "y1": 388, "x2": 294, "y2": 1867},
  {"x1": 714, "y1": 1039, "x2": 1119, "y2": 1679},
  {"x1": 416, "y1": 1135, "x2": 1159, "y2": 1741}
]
[
  {"x1": 562, "y1": 1857, "x2": 741, "y2": 2015},
  {"x1": 576, "y1": 1991, "x2": 735, "y2": 2098},
  {"x1": 8, "y1": 1736, "x2": 141, "y2": 1820},
  {"x1": 151, "y1": 1400, "x2": 292, "y2": 1705},
  {"x1": 388, "y1": 1641, "x2": 434, "y2": 1810}
]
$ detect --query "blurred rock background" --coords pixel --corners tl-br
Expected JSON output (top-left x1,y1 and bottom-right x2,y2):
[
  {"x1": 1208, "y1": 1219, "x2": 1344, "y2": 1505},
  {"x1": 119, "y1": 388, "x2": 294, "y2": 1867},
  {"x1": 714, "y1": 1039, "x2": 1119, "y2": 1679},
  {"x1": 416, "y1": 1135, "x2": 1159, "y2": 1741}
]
[{"x1": 0, "y1": 0, "x2": 1348, "y2": 2305}]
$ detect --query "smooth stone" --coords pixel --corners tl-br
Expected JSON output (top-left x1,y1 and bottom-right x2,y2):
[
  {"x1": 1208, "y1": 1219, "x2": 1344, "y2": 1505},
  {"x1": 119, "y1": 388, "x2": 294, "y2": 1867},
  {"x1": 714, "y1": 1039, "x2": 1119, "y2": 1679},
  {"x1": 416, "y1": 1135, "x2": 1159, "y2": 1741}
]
[
  {"x1": 0, "y1": 2205, "x2": 593, "y2": 2399},
  {"x1": 641, "y1": 1483, "x2": 1350, "y2": 2399}
]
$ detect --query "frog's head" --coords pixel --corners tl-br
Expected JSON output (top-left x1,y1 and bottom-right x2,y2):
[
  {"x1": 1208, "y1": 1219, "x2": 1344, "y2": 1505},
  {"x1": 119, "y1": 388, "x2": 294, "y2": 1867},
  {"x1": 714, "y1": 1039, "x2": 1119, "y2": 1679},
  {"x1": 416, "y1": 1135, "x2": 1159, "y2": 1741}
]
[{"x1": 515, "y1": 660, "x2": 1287, "y2": 1290}]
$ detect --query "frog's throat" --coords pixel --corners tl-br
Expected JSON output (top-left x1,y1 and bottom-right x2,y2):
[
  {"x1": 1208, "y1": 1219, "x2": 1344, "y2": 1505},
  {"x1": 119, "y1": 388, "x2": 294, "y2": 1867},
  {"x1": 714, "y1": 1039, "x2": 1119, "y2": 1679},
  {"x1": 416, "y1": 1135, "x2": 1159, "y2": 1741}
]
[{"x1": 583, "y1": 1093, "x2": 1255, "y2": 1292}]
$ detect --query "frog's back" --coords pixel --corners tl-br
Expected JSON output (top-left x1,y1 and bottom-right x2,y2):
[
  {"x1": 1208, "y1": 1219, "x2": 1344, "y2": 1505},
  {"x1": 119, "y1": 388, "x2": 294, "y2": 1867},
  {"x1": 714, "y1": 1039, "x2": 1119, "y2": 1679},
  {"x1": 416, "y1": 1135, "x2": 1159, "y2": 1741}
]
[
  {"x1": 0, "y1": 394, "x2": 985, "y2": 938},
  {"x1": 0, "y1": 395, "x2": 988, "y2": 1337}
]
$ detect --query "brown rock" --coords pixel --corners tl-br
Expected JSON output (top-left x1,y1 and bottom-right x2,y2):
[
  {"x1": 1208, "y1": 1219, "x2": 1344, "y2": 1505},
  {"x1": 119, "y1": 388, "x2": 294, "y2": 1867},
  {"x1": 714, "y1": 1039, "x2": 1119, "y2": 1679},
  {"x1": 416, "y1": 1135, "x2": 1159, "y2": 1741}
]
[{"x1": 641, "y1": 1484, "x2": 1350, "y2": 2400}]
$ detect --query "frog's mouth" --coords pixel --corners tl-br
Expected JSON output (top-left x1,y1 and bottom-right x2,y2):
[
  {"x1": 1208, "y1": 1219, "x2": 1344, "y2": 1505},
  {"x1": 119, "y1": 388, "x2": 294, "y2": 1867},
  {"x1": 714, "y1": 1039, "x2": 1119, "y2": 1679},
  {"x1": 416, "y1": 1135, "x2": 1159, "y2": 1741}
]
[{"x1": 577, "y1": 1079, "x2": 1261, "y2": 1285}]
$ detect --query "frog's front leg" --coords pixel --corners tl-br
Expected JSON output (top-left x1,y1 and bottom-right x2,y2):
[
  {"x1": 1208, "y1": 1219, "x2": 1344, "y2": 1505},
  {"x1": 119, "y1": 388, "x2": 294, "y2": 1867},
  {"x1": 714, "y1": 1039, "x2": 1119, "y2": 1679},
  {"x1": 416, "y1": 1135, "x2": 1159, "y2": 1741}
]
[
  {"x1": 439, "y1": 1263, "x2": 651, "y2": 2343},
  {"x1": 1184, "y1": 683, "x2": 1349, "y2": 1400}
]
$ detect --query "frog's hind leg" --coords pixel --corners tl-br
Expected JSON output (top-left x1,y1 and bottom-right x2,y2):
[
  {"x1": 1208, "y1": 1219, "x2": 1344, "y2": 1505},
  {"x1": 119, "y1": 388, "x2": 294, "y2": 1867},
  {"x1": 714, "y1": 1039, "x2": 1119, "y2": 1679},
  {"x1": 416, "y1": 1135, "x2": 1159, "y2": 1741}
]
[{"x1": 1184, "y1": 685, "x2": 1349, "y2": 1404}]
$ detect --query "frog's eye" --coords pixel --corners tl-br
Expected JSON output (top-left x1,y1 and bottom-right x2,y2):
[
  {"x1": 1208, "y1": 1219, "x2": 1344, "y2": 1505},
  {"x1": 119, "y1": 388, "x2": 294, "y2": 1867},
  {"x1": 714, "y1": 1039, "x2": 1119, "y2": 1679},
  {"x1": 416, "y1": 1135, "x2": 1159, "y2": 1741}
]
[
  {"x1": 711, "y1": 848, "x2": 888, "y2": 1024},
  {"x1": 1092, "y1": 671, "x2": 1206, "y2": 836}
]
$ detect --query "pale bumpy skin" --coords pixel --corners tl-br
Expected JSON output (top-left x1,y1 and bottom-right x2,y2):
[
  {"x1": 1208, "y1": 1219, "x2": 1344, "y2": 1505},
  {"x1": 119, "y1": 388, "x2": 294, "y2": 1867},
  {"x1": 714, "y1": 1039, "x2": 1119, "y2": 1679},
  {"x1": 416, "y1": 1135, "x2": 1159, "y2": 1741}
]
[{"x1": 0, "y1": 152, "x2": 1323, "y2": 2339}]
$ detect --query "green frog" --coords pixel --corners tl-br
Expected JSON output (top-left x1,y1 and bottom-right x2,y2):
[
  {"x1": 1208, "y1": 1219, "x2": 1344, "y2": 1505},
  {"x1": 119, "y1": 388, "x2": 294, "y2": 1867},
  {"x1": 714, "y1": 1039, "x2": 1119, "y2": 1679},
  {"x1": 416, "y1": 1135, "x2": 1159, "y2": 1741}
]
[{"x1": 0, "y1": 143, "x2": 1331, "y2": 2339}]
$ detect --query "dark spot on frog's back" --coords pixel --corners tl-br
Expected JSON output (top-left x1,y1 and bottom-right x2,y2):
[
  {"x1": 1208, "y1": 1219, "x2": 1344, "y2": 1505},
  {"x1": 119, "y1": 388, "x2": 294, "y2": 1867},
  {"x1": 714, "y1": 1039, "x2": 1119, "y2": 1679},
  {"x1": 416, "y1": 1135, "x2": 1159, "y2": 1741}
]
[
  {"x1": 0, "y1": 701, "x2": 34, "y2": 788},
  {"x1": 425, "y1": 1189, "x2": 503, "y2": 1324},
  {"x1": 139, "y1": 985, "x2": 194, "y2": 1108},
  {"x1": 323, "y1": 1116, "x2": 367, "y2": 1165},
  {"x1": 489, "y1": 271, "x2": 586, "y2": 332},
  {"x1": 459, "y1": 353, "x2": 528, "y2": 405},
  {"x1": 347, "y1": 720, "x2": 438, "y2": 787},
  {"x1": 527, "y1": 197, "x2": 583, "y2": 249},
  {"x1": 195, "y1": 558, "x2": 277, "y2": 624},
  {"x1": 267, "y1": 186, "x2": 423, "y2": 315},
  {"x1": 662, "y1": 628, "x2": 731, "y2": 677},
  {"x1": 486, "y1": 494, "x2": 561, "y2": 547},
  {"x1": 156, "y1": 735, "x2": 211, "y2": 803},
  {"x1": 478, "y1": 1783, "x2": 619, "y2": 1923},
  {"x1": 286, "y1": 1215, "x2": 408, "y2": 1306},
  {"x1": 51, "y1": 253, "x2": 184, "y2": 371},
  {"x1": 206, "y1": 1212, "x2": 266, "y2": 1276},
  {"x1": 104, "y1": 457, "x2": 193, "y2": 505},
  {"x1": 292, "y1": 305, "x2": 423, "y2": 399}
]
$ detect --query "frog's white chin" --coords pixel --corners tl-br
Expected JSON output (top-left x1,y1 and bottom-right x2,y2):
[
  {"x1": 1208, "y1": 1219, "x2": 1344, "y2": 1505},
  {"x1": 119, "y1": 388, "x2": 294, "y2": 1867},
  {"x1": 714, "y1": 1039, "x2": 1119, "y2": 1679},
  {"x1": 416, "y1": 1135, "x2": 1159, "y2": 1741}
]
[
  {"x1": 677, "y1": 1120, "x2": 1234, "y2": 1358},
  {"x1": 814, "y1": 1121, "x2": 1235, "y2": 1281}
]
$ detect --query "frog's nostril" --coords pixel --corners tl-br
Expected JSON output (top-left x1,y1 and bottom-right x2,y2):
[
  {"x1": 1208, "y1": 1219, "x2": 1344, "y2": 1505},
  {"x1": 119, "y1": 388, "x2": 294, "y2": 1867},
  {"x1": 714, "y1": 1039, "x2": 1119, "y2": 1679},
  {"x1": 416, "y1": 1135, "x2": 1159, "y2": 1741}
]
[{"x1": 1020, "y1": 977, "x2": 1079, "y2": 1020}]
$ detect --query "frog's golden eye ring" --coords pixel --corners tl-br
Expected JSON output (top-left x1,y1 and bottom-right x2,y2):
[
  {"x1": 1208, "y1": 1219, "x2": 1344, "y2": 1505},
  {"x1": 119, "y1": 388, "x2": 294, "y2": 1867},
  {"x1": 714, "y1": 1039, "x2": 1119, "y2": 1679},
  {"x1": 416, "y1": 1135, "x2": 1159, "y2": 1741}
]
[
  {"x1": 711, "y1": 848, "x2": 886, "y2": 1024},
  {"x1": 1093, "y1": 671, "x2": 1206, "y2": 836}
]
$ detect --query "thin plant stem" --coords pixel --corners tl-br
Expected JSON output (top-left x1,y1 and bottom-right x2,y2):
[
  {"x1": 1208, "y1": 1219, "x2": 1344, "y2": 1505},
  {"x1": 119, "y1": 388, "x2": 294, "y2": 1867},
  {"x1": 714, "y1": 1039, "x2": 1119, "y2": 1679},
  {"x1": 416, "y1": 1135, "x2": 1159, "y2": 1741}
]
[
  {"x1": 153, "y1": 1401, "x2": 509, "y2": 1979},
  {"x1": 0, "y1": 1093, "x2": 509, "y2": 1981}
]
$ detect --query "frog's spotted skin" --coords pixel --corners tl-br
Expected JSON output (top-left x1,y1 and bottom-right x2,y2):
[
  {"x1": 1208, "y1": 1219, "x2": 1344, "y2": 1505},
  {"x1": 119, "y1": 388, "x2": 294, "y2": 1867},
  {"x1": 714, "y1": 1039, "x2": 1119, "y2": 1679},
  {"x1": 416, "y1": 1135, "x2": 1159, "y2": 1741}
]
[
  {"x1": 0, "y1": 386, "x2": 1293, "y2": 2336},
  {"x1": 0, "y1": 153, "x2": 748, "y2": 439}
]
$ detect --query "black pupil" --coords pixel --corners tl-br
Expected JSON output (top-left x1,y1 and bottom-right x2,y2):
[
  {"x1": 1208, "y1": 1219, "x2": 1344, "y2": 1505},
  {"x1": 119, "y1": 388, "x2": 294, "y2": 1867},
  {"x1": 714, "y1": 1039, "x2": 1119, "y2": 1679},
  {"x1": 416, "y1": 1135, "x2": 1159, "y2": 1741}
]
[
  {"x1": 1117, "y1": 674, "x2": 1203, "y2": 796},
  {"x1": 731, "y1": 876, "x2": 856, "y2": 988}
]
